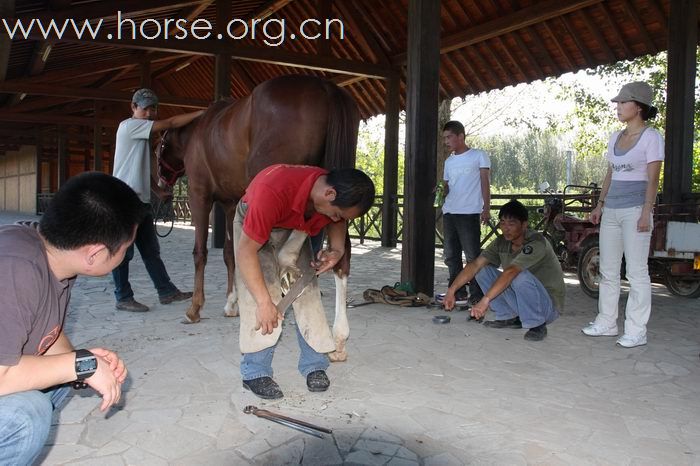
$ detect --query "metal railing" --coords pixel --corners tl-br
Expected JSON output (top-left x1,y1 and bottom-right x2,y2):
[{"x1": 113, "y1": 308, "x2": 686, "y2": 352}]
[{"x1": 35, "y1": 189, "x2": 603, "y2": 248}]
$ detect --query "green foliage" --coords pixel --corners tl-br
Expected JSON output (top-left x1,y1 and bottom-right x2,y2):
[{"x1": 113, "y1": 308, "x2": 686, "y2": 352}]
[{"x1": 355, "y1": 116, "x2": 405, "y2": 196}]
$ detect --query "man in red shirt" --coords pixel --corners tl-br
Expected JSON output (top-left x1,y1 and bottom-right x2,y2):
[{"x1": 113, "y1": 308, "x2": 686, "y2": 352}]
[{"x1": 234, "y1": 164, "x2": 374, "y2": 399}]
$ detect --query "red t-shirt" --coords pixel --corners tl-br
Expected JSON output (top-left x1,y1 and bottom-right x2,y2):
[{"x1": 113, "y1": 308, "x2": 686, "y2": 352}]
[{"x1": 241, "y1": 164, "x2": 332, "y2": 244}]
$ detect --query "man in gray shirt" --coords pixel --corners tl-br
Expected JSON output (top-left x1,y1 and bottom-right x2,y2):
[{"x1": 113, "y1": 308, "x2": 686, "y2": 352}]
[{"x1": 112, "y1": 88, "x2": 204, "y2": 312}]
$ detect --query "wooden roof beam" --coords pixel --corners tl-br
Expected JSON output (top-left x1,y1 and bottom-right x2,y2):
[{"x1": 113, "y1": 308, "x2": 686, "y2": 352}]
[
  {"x1": 334, "y1": 1, "x2": 390, "y2": 64},
  {"x1": 578, "y1": 9, "x2": 617, "y2": 63},
  {"x1": 393, "y1": 0, "x2": 603, "y2": 63},
  {"x1": 231, "y1": 60, "x2": 255, "y2": 94},
  {"x1": 0, "y1": 82, "x2": 208, "y2": 108},
  {"x1": 0, "y1": 0, "x2": 14, "y2": 83},
  {"x1": 495, "y1": 35, "x2": 531, "y2": 82},
  {"x1": 539, "y1": 21, "x2": 575, "y2": 71},
  {"x1": 6, "y1": 40, "x2": 53, "y2": 106},
  {"x1": 599, "y1": 2, "x2": 632, "y2": 57},
  {"x1": 0, "y1": 111, "x2": 119, "y2": 127},
  {"x1": 527, "y1": 26, "x2": 562, "y2": 76},
  {"x1": 15, "y1": 0, "x2": 210, "y2": 24},
  {"x1": 38, "y1": 32, "x2": 392, "y2": 79},
  {"x1": 510, "y1": 29, "x2": 545, "y2": 80},
  {"x1": 559, "y1": 16, "x2": 595, "y2": 68},
  {"x1": 620, "y1": 0, "x2": 658, "y2": 53},
  {"x1": 20, "y1": 54, "x2": 177, "y2": 85}
]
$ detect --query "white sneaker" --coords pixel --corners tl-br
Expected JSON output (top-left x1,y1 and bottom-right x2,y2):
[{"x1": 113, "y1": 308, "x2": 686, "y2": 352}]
[
  {"x1": 581, "y1": 322, "x2": 618, "y2": 337},
  {"x1": 616, "y1": 334, "x2": 647, "y2": 348}
]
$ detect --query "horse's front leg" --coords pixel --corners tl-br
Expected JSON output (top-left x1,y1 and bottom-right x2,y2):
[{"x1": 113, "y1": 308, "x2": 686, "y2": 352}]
[
  {"x1": 277, "y1": 230, "x2": 308, "y2": 294},
  {"x1": 184, "y1": 195, "x2": 212, "y2": 324},
  {"x1": 223, "y1": 201, "x2": 238, "y2": 317},
  {"x1": 328, "y1": 271, "x2": 349, "y2": 362}
]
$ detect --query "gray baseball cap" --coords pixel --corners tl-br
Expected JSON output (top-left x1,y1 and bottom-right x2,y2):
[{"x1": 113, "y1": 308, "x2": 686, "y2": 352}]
[
  {"x1": 611, "y1": 81, "x2": 654, "y2": 106},
  {"x1": 132, "y1": 88, "x2": 159, "y2": 108}
]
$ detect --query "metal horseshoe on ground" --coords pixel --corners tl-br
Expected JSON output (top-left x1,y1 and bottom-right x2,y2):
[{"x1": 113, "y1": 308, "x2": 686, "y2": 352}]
[{"x1": 243, "y1": 405, "x2": 333, "y2": 438}]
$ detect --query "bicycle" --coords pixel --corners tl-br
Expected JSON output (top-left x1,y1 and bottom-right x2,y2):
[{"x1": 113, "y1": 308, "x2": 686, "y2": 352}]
[{"x1": 151, "y1": 196, "x2": 175, "y2": 238}]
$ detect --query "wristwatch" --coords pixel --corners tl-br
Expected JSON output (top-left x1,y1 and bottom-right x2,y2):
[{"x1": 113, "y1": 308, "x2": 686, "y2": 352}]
[{"x1": 74, "y1": 349, "x2": 97, "y2": 381}]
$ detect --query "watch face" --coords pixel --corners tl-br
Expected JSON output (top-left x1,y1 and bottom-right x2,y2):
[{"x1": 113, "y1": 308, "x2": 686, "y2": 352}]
[{"x1": 76, "y1": 356, "x2": 97, "y2": 373}]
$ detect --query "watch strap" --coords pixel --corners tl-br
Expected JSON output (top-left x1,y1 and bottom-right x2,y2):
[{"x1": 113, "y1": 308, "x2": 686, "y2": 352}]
[{"x1": 74, "y1": 348, "x2": 97, "y2": 381}]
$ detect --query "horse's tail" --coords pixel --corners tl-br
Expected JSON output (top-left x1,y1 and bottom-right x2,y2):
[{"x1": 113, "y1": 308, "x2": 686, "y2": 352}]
[{"x1": 323, "y1": 82, "x2": 360, "y2": 170}]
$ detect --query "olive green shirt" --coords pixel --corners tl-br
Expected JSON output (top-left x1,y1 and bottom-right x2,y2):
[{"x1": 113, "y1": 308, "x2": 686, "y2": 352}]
[{"x1": 481, "y1": 229, "x2": 565, "y2": 311}]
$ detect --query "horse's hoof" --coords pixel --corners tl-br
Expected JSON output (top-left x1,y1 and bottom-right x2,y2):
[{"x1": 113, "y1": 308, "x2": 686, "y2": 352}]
[
  {"x1": 280, "y1": 268, "x2": 301, "y2": 295},
  {"x1": 328, "y1": 351, "x2": 347, "y2": 363},
  {"x1": 182, "y1": 315, "x2": 200, "y2": 324},
  {"x1": 223, "y1": 301, "x2": 239, "y2": 317}
]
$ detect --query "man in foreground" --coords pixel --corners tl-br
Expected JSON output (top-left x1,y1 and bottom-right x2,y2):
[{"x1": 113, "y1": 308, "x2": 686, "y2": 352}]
[
  {"x1": 235, "y1": 164, "x2": 375, "y2": 399},
  {"x1": 444, "y1": 200, "x2": 564, "y2": 341},
  {"x1": 0, "y1": 172, "x2": 145, "y2": 464}
]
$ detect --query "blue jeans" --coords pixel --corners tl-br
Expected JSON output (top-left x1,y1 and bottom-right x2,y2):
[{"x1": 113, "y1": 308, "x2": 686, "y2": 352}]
[
  {"x1": 0, "y1": 386, "x2": 70, "y2": 466},
  {"x1": 475, "y1": 265, "x2": 559, "y2": 328},
  {"x1": 241, "y1": 323, "x2": 330, "y2": 380},
  {"x1": 443, "y1": 213, "x2": 484, "y2": 299},
  {"x1": 112, "y1": 204, "x2": 178, "y2": 302}
]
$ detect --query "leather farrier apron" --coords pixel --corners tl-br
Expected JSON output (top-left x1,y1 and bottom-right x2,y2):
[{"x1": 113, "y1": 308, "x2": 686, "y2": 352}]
[{"x1": 233, "y1": 201, "x2": 335, "y2": 354}]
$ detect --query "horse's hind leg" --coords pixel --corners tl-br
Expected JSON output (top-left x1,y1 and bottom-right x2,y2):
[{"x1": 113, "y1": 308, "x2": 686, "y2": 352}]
[
  {"x1": 184, "y1": 195, "x2": 212, "y2": 323},
  {"x1": 328, "y1": 272, "x2": 349, "y2": 362},
  {"x1": 223, "y1": 201, "x2": 238, "y2": 317}
]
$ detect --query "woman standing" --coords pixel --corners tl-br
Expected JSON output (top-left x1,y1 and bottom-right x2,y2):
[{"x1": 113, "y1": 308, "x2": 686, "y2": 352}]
[{"x1": 581, "y1": 81, "x2": 664, "y2": 348}]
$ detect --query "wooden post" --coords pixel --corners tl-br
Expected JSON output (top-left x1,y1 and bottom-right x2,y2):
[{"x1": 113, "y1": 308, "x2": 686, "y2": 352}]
[
  {"x1": 381, "y1": 73, "x2": 400, "y2": 247},
  {"x1": 662, "y1": 0, "x2": 696, "y2": 205},
  {"x1": 401, "y1": 0, "x2": 440, "y2": 295},
  {"x1": 93, "y1": 124, "x2": 102, "y2": 171},
  {"x1": 57, "y1": 127, "x2": 67, "y2": 188}
]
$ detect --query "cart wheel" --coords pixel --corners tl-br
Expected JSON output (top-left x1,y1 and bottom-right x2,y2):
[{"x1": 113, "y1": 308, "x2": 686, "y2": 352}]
[
  {"x1": 664, "y1": 273, "x2": 700, "y2": 298},
  {"x1": 577, "y1": 239, "x2": 600, "y2": 299}
]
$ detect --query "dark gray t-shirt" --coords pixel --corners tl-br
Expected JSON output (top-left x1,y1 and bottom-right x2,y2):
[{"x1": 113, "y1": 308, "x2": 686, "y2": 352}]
[{"x1": 0, "y1": 224, "x2": 74, "y2": 366}]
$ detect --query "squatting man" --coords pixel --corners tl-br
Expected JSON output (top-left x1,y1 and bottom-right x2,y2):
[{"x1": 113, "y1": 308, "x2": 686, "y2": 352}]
[{"x1": 443, "y1": 200, "x2": 565, "y2": 341}]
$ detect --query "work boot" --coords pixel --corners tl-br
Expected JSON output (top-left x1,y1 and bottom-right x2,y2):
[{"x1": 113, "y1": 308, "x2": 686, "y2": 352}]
[
  {"x1": 524, "y1": 323, "x2": 547, "y2": 341},
  {"x1": 306, "y1": 370, "x2": 330, "y2": 392},
  {"x1": 116, "y1": 298, "x2": 149, "y2": 312},
  {"x1": 159, "y1": 290, "x2": 193, "y2": 305},
  {"x1": 242, "y1": 376, "x2": 284, "y2": 399},
  {"x1": 483, "y1": 316, "x2": 522, "y2": 329}
]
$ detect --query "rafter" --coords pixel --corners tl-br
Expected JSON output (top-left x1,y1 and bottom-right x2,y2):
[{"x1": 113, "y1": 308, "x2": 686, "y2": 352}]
[
  {"x1": 26, "y1": 31, "x2": 391, "y2": 79},
  {"x1": 578, "y1": 9, "x2": 616, "y2": 63},
  {"x1": 334, "y1": 1, "x2": 390, "y2": 64},
  {"x1": 0, "y1": 111, "x2": 119, "y2": 127},
  {"x1": 393, "y1": 0, "x2": 603, "y2": 63},
  {"x1": 559, "y1": 16, "x2": 594, "y2": 68},
  {"x1": 15, "y1": 0, "x2": 210, "y2": 24},
  {"x1": 620, "y1": 0, "x2": 658, "y2": 53},
  {"x1": 0, "y1": 82, "x2": 208, "y2": 108}
]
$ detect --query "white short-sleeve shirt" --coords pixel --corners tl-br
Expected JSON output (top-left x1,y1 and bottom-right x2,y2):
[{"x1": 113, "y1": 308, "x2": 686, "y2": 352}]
[
  {"x1": 606, "y1": 127, "x2": 665, "y2": 181},
  {"x1": 442, "y1": 148, "x2": 491, "y2": 215}
]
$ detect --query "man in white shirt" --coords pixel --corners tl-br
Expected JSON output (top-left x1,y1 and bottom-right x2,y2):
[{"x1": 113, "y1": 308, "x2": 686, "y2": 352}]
[
  {"x1": 441, "y1": 120, "x2": 491, "y2": 305},
  {"x1": 111, "y1": 88, "x2": 204, "y2": 312}
]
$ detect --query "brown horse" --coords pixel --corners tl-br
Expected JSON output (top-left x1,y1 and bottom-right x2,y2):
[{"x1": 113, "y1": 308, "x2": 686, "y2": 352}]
[{"x1": 155, "y1": 75, "x2": 359, "y2": 361}]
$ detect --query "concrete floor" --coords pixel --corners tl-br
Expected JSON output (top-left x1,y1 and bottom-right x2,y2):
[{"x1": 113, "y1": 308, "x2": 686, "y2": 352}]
[{"x1": 2, "y1": 211, "x2": 699, "y2": 465}]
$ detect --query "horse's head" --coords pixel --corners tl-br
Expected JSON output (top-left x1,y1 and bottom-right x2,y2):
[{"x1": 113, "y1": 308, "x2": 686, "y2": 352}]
[{"x1": 155, "y1": 129, "x2": 186, "y2": 189}]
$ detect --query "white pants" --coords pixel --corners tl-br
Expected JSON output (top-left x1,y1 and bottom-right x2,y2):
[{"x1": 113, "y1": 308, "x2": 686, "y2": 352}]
[{"x1": 596, "y1": 205, "x2": 653, "y2": 337}]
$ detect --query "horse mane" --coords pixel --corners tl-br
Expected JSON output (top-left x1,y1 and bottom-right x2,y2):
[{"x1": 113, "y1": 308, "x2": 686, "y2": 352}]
[{"x1": 322, "y1": 81, "x2": 360, "y2": 171}]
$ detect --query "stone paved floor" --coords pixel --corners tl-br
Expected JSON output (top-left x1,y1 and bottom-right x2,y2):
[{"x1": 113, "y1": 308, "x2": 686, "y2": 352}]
[{"x1": 2, "y1": 212, "x2": 700, "y2": 465}]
